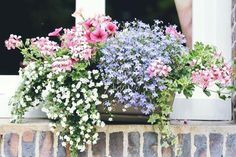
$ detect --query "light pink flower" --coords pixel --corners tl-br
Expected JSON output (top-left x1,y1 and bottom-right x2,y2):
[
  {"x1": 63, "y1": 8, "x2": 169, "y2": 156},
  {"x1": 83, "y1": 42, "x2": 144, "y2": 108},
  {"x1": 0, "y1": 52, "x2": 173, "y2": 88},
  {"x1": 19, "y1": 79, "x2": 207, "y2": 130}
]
[
  {"x1": 191, "y1": 64, "x2": 232, "y2": 88},
  {"x1": 52, "y1": 57, "x2": 75, "y2": 72},
  {"x1": 5, "y1": 34, "x2": 22, "y2": 50},
  {"x1": 106, "y1": 22, "x2": 118, "y2": 34},
  {"x1": 191, "y1": 69, "x2": 212, "y2": 88},
  {"x1": 189, "y1": 59, "x2": 197, "y2": 66},
  {"x1": 96, "y1": 15, "x2": 112, "y2": 23},
  {"x1": 90, "y1": 27, "x2": 108, "y2": 42},
  {"x1": 211, "y1": 64, "x2": 232, "y2": 85},
  {"x1": 31, "y1": 37, "x2": 59, "y2": 56},
  {"x1": 165, "y1": 26, "x2": 184, "y2": 39},
  {"x1": 148, "y1": 59, "x2": 172, "y2": 77},
  {"x1": 61, "y1": 27, "x2": 85, "y2": 48},
  {"x1": 81, "y1": 49, "x2": 93, "y2": 60},
  {"x1": 48, "y1": 27, "x2": 63, "y2": 37}
]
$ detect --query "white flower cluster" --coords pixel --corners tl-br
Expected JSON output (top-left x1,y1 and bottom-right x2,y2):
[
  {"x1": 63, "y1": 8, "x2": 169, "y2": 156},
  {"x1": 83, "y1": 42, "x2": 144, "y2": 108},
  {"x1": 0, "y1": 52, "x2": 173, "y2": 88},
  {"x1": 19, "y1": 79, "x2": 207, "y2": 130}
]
[
  {"x1": 41, "y1": 69, "x2": 106, "y2": 152},
  {"x1": 10, "y1": 62, "x2": 50, "y2": 122}
]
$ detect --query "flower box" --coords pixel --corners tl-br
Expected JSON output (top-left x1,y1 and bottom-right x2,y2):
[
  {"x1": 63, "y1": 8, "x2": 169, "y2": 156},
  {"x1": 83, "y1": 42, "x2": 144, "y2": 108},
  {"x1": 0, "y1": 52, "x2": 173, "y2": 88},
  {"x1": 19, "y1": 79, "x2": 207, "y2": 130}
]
[{"x1": 4, "y1": 13, "x2": 235, "y2": 154}]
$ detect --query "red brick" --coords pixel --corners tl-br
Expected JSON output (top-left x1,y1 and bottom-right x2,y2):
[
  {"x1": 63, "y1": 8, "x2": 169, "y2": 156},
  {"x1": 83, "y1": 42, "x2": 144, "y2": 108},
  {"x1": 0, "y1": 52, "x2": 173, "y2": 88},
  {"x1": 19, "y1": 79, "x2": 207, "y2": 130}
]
[
  {"x1": 39, "y1": 131, "x2": 54, "y2": 157},
  {"x1": 4, "y1": 133, "x2": 19, "y2": 157}
]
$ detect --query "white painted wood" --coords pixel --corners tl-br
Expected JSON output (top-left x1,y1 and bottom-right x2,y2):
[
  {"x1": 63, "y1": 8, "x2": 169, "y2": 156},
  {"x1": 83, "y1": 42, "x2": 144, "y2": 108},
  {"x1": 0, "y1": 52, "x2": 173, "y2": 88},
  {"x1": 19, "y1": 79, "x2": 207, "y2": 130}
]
[
  {"x1": 171, "y1": 0, "x2": 232, "y2": 120},
  {"x1": 75, "y1": 0, "x2": 105, "y2": 23},
  {"x1": 0, "y1": 75, "x2": 46, "y2": 118}
]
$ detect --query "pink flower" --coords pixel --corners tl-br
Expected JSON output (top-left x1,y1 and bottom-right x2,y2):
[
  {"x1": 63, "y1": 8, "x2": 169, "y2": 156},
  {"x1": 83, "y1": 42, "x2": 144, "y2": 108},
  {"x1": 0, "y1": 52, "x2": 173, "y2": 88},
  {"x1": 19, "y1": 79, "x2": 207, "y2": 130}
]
[
  {"x1": 31, "y1": 37, "x2": 59, "y2": 56},
  {"x1": 148, "y1": 59, "x2": 172, "y2": 77},
  {"x1": 192, "y1": 64, "x2": 232, "y2": 88},
  {"x1": 96, "y1": 15, "x2": 112, "y2": 23},
  {"x1": 5, "y1": 34, "x2": 22, "y2": 50},
  {"x1": 52, "y1": 57, "x2": 75, "y2": 72},
  {"x1": 211, "y1": 64, "x2": 232, "y2": 85},
  {"x1": 85, "y1": 31, "x2": 95, "y2": 43},
  {"x1": 189, "y1": 59, "x2": 197, "y2": 66},
  {"x1": 165, "y1": 26, "x2": 184, "y2": 39},
  {"x1": 90, "y1": 27, "x2": 108, "y2": 42},
  {"x1": 83, "y1": 19, "x2": 94, "y2": 30},
  {"x1": 61, "y1": 27, "x2": 85, "y2": 48},
  {"x1": 81, "y1": 49, "x2": 93, "y2": 60},
  {"x1": 48, "y1": 27, "x2": 63, "y2": 37},
  {"x1": 191, "y1": 69, "x2": 212, "y2": 88},
  {"x1": 106, "y1": 22, "x2": 118, "y2": 34}
]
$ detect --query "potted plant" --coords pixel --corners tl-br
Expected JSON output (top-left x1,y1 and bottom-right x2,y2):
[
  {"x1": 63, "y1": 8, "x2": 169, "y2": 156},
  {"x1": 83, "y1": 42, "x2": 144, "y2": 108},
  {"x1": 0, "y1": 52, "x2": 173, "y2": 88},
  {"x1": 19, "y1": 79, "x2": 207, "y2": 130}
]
[
  {"x1": 5, "y1": 14, "x2": 235, "y2": 154},
  {"x1": 5, "y1": 14, "x2": 118, "y2": 155},
  {"x1": 98, "y1": 20, "x2": 235, "y2": 146}
]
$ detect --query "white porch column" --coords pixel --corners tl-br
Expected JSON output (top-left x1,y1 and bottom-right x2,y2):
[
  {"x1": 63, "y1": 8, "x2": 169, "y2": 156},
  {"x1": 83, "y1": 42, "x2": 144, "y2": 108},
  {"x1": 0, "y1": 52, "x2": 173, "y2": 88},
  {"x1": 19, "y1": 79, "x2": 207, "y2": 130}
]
[
  {"x1": 76, "y1": 0, "x2": 105, "y2": 23},
  {"x1": 171, "y1": 0, "x2": 232, "y2": 120}
]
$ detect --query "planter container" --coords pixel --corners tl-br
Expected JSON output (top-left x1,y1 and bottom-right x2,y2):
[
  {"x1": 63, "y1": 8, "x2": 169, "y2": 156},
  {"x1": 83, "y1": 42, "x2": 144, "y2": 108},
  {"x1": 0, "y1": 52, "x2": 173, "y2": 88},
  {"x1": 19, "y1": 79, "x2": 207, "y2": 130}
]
[{"x1": 98, "y1": 93, "x2": 175, "y2": 124}]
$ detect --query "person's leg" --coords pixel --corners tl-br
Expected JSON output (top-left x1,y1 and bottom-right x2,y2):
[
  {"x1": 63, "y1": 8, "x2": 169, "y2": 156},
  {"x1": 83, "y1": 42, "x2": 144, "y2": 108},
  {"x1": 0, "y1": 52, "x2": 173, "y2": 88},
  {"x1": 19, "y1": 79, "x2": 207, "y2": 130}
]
[{"x1": 174, "y1": 0, "x2": 192, "y2": 47}]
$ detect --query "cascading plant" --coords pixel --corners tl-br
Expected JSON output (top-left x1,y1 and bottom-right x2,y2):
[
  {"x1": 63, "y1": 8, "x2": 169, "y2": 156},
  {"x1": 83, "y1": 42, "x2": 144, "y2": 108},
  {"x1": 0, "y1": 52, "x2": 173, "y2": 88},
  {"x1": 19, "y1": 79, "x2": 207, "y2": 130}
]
[
  {"x1": 99, "y1": 20, "x2": 236, "y2": 149},
  {"x1": 5, "y1": 14, "x2": 118, "y2": 155},
  {"x1": 5, "y1": 15, "x2": 236, "y2": 156}
]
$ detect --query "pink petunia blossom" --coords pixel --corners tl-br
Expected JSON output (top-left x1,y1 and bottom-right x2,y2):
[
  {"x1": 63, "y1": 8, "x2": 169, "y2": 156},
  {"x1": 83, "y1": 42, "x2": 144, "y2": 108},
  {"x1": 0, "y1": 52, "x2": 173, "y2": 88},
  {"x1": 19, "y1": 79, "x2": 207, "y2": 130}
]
[
  {"x1": 5, "y1": 34, "x2": 23, "y2": 50},
  {"x1": 85, "y1": 31, "x2": 95, "y2": 43},
  {"x1": 106, "y1": 22, "x2": 118, "y2": 34},
  {"x1": 90, "y1": 27, "x2": 108, "y2": 43},
  {"x1": 48, "y1": 27, "x2": 63, "y2": 37},
  {"x1": 31, "y1": 37, "x2": 59, "y2": 56},
  {"x1": 83, "y1": 19, "x2": 94, "y2": 30},
  {"x1": 148, "y1": 59, "x2": 172, "y2": 77}
]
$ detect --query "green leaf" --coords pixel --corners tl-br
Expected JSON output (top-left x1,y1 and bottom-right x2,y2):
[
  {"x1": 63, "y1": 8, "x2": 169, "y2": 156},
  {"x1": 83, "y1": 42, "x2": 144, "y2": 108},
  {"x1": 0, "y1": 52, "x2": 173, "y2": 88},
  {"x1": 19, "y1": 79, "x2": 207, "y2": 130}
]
[
  {"x1": 203, "y1": 88, "x2": 211, "y2": 97},
  {"x1": 219, "y1": 95, "x2": 227, "y2": 100},
  {"x1": 148, "y1": 114, "x2": 159, "y2": 124}
]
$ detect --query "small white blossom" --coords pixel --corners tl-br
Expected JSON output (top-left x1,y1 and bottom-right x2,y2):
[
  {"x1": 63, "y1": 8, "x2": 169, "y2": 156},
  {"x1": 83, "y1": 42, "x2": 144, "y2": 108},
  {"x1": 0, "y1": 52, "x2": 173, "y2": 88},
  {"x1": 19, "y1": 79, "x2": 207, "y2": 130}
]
[
  {"x1": 81, "y1": 114, "x2": 89, "y2": 122},
  {"x1": 62, "y1": 142, "x2": 67, "y2": 147}
]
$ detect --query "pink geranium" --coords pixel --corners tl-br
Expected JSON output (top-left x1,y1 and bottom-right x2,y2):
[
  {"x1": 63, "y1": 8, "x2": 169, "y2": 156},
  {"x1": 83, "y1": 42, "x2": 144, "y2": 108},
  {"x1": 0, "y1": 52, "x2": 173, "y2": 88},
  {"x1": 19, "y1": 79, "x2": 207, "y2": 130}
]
[
  {"x1": 148, "y1": 59, "x2": 172, "y2": 77},
  {"x1": 31, "y1": 37, "x2": 59, "y2": 56},
  {"x1": 165, "y1": 26, "x2": 184, "y2": 39},
  {"x1": 191, "y1": 64, "x2": 232, "y2": 88},
  {"x1": 106, "y1": 22, "x2": 118, "y2": 34},
  {"x1": 48, "y1": 27, "x2": 63, "y2": 37},
  {"x1": 192, "y1": 69, "x2": 212, "y2": 88},
  {"x1": 81, "y1": 49, "x2": 93, "y2": 60},
  {"x1": 52, "y1": 57, "x2": 76, "y2": 72},
  {"x1": 5, "y1": 34, "x2": 22, "y2": 50},
  {"x1": 211, "y1": 64, "x2": 232, "y2": 85},
  {"x1": 90, "y1": 27, "x2": 108, "y2": 43}
]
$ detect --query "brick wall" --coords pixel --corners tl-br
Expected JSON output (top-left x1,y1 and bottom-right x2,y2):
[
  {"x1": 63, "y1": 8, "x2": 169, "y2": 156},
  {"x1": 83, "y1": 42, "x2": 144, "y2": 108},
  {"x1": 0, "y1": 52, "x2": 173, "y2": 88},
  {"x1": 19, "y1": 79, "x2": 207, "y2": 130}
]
[{"x1": 2, "y1": 122, "x2": 236, "y2": 157}]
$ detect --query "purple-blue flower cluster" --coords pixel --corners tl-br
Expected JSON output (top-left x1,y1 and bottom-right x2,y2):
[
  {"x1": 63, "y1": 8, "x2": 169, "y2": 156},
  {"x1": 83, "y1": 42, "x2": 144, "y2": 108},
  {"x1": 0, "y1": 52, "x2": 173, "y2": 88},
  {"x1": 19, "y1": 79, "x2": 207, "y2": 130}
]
[{"x1": 99, "y1": 21, "x2": 186, "y2": 114}]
